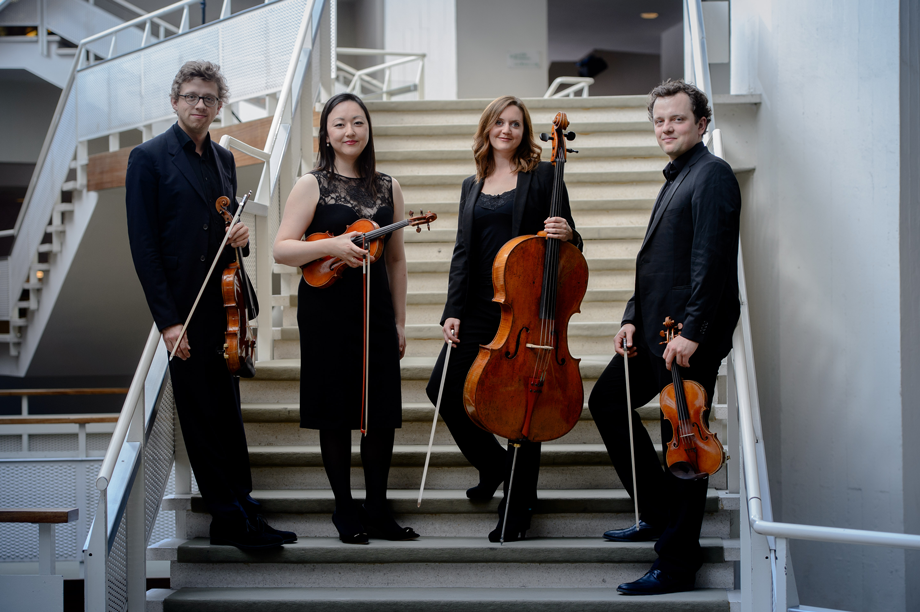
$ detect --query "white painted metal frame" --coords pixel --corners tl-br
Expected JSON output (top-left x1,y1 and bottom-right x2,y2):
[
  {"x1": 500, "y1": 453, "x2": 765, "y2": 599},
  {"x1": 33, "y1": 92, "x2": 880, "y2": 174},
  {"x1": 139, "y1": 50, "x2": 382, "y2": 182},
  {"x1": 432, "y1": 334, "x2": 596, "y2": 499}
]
[
  {"x1": 335, "y1": 47, "x2": 425, "y2": 100},
  {"x1": 543, "y1": 76, "x2": 594, "y2": 98}
]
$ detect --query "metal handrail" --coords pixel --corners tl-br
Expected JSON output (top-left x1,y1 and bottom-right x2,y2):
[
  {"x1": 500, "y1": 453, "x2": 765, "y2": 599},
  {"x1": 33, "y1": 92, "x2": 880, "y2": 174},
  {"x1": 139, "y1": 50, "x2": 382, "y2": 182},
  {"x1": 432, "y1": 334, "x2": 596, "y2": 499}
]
[
  {"x1": 101, "y1": 0, "x2": 180, "y2": 34},
  {"x1": 80, "y1": 0, "x2": 199, "y2": 47},
  {"x1": 543, "y1": 76, "x2": 594, "y2": 98},
  {"x1": 335, "y1": 48, "x2": 425, "y2": 100},
  {"x1": 94, "y1": 323, "x2": 159, "y2": 491}
]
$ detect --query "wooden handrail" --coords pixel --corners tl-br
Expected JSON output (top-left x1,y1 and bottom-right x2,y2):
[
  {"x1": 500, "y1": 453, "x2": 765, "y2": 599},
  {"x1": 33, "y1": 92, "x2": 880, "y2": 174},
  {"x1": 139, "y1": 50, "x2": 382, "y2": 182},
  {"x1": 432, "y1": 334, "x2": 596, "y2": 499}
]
[
  {"x1": 0, "y1": 414, "x2": 119, "y2": 425},
  {"x1": 0, "y1": 388, "x2": 128, "y2": 397},
  {"x1": 0, "y1": 508, "x2": 79, "y2": 523}
]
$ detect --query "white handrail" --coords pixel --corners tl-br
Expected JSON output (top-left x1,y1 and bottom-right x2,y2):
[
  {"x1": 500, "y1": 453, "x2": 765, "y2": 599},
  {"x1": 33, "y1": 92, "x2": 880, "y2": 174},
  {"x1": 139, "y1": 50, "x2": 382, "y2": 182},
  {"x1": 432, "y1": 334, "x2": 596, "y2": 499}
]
[
  {"x1": 335, "y1": 48, "x2": 425, "y2": 100},
  {"x1": 95, "y1": 323, "x2": 160, "y2": 491},
  {"x1": 103, "y1": 0, "x2": 180, "y2": 34},
  {"x1": 80, "y1": 0, "x2": 199, "y2": 48},
  {"x1": 543, "y1": 76, "x2": 594, "y2": 98}
]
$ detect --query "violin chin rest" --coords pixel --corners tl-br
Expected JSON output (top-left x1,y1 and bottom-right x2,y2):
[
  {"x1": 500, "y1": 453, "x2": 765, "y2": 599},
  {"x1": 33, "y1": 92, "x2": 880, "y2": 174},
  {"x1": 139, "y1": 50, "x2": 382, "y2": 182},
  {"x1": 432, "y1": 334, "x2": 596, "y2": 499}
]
[{"x1": 668, "y1": 462, "x2": 709, "y2": 481}]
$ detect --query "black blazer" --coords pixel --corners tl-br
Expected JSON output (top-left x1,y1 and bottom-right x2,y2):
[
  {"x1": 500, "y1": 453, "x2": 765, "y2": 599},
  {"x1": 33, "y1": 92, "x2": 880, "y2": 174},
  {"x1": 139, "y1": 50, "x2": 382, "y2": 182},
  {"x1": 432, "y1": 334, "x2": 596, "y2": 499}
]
[
  {"x1": 441, "y1": 161, "x2": 583, "y2": 324},
  {"x1": 125, "y1": 124, "x2": 244, "y2": 333},
  {"x1": 623, "y1": 144, "x2": 741, "y2": 359}
]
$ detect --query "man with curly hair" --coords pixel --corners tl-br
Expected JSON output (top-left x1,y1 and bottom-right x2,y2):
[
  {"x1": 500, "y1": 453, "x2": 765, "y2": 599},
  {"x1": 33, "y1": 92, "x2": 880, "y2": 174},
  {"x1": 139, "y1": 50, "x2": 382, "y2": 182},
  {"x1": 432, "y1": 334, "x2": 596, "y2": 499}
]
[
  {"x1": 589, "y1": 80, "x2": 742, "y2": 595},
  {"x1": 126, "y1": 60, "x2": 295, "y2": 549}
]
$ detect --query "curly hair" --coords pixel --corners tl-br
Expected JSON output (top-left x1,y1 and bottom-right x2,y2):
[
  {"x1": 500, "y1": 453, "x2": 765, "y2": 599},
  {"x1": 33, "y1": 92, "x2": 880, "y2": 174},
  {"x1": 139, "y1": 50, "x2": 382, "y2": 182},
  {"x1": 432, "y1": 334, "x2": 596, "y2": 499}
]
[
  {"x1": 170, "y1": 60, "x2": 229, "y2": 104},
  {"x1": 472, "y1": 96, "x2": 542, "y2": 182},
  {"x1": 647, "y1": 79, "x2": 712, "y2": 125}
]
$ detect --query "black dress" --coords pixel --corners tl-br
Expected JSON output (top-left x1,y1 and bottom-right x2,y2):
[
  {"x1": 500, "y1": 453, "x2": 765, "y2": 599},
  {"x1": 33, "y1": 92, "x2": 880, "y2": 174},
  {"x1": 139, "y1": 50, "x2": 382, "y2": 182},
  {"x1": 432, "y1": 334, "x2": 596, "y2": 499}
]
[{"x1": 298, "y1": 171, "x2": 402, "y2": 430}]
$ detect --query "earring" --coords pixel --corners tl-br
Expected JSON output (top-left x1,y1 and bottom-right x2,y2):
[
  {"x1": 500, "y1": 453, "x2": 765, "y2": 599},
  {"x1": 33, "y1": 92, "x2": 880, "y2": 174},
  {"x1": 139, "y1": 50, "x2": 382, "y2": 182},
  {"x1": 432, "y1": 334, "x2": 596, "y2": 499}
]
[{"x1": 326, "y1": 142, "x2": 331, "y2": 146}]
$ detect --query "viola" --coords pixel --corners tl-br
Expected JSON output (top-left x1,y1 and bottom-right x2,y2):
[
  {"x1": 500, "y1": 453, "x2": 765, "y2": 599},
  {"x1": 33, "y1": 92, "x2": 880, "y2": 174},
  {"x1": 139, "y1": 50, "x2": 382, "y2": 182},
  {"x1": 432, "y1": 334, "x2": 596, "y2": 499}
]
[
  {"x1": 301, "y1": 212, "x2": 437, "y2": 288},
  {"x1": 215, "y1": 194, "x2": 257, "y2": 378},
  {"x1": 462, "y1": 112, "x2": 589, "y2": 443},
  {"x1": 658, "y1": 317, "x2": 725, "y2": 479}
]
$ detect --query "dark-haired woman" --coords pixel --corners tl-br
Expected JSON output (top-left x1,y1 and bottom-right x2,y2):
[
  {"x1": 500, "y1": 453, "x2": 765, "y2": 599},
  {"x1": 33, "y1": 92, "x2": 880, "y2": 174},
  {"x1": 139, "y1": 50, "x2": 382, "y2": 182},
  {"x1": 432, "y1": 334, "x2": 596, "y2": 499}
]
[
  {"x1": 426, "y1": 96, "x2": 582, "y2": 541},
  {"x1": 274, "y1": 93, "x2": 417, "y2": 545}
]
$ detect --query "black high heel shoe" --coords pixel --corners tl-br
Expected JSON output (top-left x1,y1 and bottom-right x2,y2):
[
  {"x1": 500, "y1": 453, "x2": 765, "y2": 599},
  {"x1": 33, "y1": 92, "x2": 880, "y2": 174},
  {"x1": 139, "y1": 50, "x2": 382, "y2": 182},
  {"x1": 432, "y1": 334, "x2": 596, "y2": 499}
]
[
  {"x1": 332, "y1": 508, "x2": 368, "y2": 545},
  {"x1": 360, "y1": 504, "x2": 420, "y2": 541},
  {"x1": 488, "y1": 502, "x2": 533, "y2": 543},
  {"x1": 466, "y1": 471, "x2": 504, "y2": 501}
]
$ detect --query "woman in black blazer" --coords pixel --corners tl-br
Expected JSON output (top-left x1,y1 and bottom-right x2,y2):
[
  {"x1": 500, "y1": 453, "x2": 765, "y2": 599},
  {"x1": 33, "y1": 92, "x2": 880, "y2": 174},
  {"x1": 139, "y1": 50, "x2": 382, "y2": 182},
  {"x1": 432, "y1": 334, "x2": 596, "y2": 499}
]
[{"x1": 426, "y1": 96, "x2": 582, "y2": 541}]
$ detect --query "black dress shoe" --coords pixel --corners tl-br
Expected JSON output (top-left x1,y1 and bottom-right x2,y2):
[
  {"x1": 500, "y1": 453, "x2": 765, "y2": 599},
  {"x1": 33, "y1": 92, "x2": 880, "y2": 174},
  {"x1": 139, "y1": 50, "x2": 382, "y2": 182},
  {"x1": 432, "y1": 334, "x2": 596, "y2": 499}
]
[
  {"x1": 617, "y1": 568, "x2": 695, "y2": 595},
  {"x1": 332, "y1": 508, "x2": 369, "y2": 544},
  {"x1": 210, "y1": 519, "x2": 285, "y2": 550},
  {"x1": 360, "y1": 504, "x2": 419, "y2": 541},
  {"x1": 253, "y1": 514, "x2": 297, "y2": 544},
  {"x1": 466, "y1": 472, "x2": 504, "y2": 501},
  {"x1": 603, "y1": 520, "x2": 663, "y2": 542}
]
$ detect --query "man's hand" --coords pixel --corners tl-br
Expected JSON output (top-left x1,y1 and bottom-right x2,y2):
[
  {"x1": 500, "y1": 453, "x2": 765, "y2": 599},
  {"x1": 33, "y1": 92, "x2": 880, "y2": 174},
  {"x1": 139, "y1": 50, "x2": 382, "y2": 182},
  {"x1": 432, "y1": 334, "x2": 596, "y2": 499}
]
[
  {"x1": 443, "y1": 318, "x2": 461, "y2": 348},
  {"x1": 615, "y1": 323, "x2": 637, "y2": 358},
  {"x1": 163, "y1": 324, "x2": 190, "y2": 360},
  {"x1": 663, "y1": 335, "x2": 698, "y2": 370},
  {"x1": 226, "y1": 221, "x2": 250, "y2": 248}
]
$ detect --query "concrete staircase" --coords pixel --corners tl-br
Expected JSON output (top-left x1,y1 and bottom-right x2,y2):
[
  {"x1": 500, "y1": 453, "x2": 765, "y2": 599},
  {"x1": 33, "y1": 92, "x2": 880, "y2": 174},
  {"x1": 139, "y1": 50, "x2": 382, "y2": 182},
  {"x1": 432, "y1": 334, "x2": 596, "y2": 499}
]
[{"x1": 148, "y1": 96, "x2": 740, "y2": 610}]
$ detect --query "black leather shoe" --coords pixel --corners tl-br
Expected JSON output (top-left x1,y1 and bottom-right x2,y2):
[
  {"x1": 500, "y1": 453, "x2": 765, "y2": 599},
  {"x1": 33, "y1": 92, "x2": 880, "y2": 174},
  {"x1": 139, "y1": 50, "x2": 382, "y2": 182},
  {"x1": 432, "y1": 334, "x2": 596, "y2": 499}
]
[
  {"x1": 332, "y1": 508, "x2": 369, "y2": 545},
  {"x1": 253, "y1": 514, "x2": 297, "y2": 544},
  {"x1": 466, "y1": 472, "x2": 504, "y2": 501},
  {"x1": 617, "y1": 569, "x2": 695, "y2": 595},
  {"x1": 603, "y1": 520, "x2": 663, "y2": 542},
  {"x1": 210, "y1": 519, "x2": 284, "y2": 550},
  {"x1": 360, "y1": 504, "x2": 419, "y2": 541}
]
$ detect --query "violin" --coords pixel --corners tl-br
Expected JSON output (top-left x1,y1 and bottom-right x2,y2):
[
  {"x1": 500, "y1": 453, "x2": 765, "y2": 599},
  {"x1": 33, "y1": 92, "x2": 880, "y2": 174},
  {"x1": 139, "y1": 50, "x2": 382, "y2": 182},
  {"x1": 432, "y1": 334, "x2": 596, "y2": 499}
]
[
  {"x1": 301, "y1": 212, "x2": 437, "y2": 288},
  {"x1": 215, "y1": 194, "x2": 257, "y2": 378},
  {"x1": 462, "y1": 112, "x2": 589, "y2": 443},
  {"x1": 658, "y1": 317, "x2": 725, "y2": 479}
]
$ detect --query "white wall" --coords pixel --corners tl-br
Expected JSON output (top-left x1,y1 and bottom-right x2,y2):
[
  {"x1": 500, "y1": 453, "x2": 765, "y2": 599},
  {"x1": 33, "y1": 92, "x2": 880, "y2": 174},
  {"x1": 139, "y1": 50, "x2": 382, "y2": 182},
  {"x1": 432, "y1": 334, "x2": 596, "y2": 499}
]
[
  {"x1": 730, "y1": 1, "x2": 907, "y2": 610},
  {"x1": 455, "y1": 0, "x2": 547, "y2": 99},
  {"x1": 384, "y1": 0, "x2": 457, "y2": 100}
]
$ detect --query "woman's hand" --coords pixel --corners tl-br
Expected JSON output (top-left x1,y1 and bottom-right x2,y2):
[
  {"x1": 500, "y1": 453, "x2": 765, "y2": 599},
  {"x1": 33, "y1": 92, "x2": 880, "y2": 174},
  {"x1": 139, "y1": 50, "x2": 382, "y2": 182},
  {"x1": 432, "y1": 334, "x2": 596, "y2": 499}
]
[
  {"x1": 442, "y1": 318, "x2": 461, "y2": 348},
  {"x1": 396, "y1": 324, "x2": 406, "y2": 359},
  {"x1": 544, "y1": 216, "x2": 573, "y2": 242},
  {"x1": 329, "y1": 231, "x2": 376, "y2": 268}
]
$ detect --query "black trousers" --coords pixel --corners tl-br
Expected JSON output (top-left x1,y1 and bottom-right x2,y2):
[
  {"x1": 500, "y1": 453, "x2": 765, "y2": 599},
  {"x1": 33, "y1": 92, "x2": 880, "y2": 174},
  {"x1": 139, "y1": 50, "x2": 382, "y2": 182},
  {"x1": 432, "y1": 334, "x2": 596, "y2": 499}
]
[
  {"x1": 169, "y1": 332, "x2": 259, "y2": 526},
  {"x1": 426, "y1": 307, "x2": 541, "y2": 518},
  {"x1": 588, "y1": 345, "x2": 721, "y2": 576}
]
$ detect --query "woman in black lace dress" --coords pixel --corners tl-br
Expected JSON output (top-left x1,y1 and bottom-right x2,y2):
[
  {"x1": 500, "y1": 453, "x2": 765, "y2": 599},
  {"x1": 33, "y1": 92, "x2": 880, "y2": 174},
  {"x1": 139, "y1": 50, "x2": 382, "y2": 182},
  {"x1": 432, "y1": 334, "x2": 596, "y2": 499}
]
[
  {"x1": 273, "y1": 93, "x2": 417, "y2": 544},
  {"x1": 426, "y1": 96, "x2": 582, "y2": 541}
]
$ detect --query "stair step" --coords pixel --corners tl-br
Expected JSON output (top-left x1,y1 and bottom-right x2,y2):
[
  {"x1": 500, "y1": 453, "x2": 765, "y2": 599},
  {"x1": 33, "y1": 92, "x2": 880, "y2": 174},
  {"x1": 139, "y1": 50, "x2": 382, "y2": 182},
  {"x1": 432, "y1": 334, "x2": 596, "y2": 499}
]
[
  {"x1": 166, "y1": 488, "x2": 729, "y2": 515},
  {"x1": 153, "y1": 586, "x2": 730, "y2": 612}
]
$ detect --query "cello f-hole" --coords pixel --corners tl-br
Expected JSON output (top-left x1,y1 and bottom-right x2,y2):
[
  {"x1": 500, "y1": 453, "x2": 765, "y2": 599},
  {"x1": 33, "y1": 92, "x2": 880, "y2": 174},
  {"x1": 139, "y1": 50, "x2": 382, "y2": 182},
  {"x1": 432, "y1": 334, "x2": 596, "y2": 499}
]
[{"x1": 505, "y1": 326, "x2": 529, "y2": 359}]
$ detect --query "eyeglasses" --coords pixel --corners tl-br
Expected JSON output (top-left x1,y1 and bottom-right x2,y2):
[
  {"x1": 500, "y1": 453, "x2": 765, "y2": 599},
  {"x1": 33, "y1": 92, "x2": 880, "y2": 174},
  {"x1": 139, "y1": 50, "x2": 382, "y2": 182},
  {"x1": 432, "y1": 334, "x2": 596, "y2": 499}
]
[{"x1": 177, "y1": 93, "x2": 219, "y2": 107}]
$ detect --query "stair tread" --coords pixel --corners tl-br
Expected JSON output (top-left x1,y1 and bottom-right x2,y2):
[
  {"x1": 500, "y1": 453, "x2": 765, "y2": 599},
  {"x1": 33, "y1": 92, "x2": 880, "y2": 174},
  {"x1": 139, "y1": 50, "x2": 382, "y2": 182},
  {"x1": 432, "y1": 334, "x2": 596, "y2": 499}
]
[
  {"x1": 171, "y1": 535, "x2": 729, "y2": 564},
  {"x1": 163, "y1": 488, "x2": 731, "y2": 515},
  {"x1": 157, "y1": 586, "x2": 730, "y2": 608}
]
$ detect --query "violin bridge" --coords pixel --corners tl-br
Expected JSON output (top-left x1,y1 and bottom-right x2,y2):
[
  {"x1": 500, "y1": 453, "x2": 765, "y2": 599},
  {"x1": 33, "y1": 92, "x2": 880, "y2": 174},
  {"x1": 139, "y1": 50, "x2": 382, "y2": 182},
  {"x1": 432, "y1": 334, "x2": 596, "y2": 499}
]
[{"x1": 525, "y1": 343, "x2": 554, "y2": 350}]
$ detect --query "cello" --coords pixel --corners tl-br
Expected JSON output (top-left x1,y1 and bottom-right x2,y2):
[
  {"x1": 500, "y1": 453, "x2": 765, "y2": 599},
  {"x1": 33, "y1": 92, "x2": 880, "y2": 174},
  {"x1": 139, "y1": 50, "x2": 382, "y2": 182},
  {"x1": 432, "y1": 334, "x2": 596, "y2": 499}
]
[
  {"x1": 658, "y1": 317, "x2": 726, "y2": 479},
  {"x1": 463, "y1": 112, "x2": 588, "y2": 443}
]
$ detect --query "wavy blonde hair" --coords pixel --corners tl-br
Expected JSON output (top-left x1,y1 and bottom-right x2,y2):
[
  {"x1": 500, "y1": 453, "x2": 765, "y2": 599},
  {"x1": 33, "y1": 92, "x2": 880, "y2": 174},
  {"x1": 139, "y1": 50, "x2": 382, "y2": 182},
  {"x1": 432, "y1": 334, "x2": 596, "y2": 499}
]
[{"x1": 473, "y1": 96, "x2": 541, "y2": 182}]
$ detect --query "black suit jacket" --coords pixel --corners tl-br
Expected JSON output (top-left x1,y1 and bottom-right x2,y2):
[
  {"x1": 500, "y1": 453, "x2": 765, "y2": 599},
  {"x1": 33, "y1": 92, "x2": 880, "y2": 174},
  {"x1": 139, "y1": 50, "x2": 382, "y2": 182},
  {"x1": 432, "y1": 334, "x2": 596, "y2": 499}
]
[
  {"x1": 125, "y1": 123, "x2": 244, "y2": 334},
  {"x1": 623, "y1": 144, "x2": 741, "y2": 359},
  {"x1": 441, "y1": 161, "x2": 583, "y2": 324}
]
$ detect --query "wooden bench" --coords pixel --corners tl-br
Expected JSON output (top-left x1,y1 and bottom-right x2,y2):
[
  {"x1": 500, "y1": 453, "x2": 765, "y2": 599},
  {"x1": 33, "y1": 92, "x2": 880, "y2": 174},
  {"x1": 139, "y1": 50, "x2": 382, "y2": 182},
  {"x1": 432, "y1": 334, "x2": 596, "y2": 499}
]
[{"x1": 0, "y1": 508, "x2": 79, "y2": 575}]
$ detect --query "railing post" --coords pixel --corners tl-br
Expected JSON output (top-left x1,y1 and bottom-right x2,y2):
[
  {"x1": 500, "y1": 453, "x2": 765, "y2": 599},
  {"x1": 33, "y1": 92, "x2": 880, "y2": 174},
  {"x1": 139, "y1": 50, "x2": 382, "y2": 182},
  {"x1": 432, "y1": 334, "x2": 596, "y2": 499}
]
[
  {"x1": 84, "y1": 496, "x2": 107, "y2": 610},
  {"x1": 126, "y1": 388, "x2": 146, "y2": 610},
  {"x1": 739, "y1": 432, "x2": 773, "y2": 612},
  {"x1": 37, "y1": 523, "x2": 55, "y2": 575},
  {"x1": 38, "y1": 0, "x2": 48, "y2": 57},
  {"x1": 417, "y1": 59, "x2": 425, "y2": 100},
  {"x1": 775, "y1": 538, "x2": 800, "y2": 611},
  {"x1": 727, "y1": 351, "x2": 740, "y2": 494}
]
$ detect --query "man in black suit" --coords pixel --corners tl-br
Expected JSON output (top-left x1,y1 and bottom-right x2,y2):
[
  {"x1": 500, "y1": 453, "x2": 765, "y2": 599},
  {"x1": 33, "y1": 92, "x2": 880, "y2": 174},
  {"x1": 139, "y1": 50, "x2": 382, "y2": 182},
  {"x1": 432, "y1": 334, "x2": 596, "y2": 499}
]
[
  {"x1": 126, "y1": 60, "x2": 294, "y2": 549},
  {"x1": 588, "y1": 80, "x2": 741, "y2": 594}
]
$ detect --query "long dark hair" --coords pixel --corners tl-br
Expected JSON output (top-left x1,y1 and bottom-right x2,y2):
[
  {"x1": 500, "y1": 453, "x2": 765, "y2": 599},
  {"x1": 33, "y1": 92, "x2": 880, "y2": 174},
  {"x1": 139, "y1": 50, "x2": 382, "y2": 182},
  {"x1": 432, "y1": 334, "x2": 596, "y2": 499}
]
[{"x1": 315, "y1": 93, "x2": 378, "y2": 198}]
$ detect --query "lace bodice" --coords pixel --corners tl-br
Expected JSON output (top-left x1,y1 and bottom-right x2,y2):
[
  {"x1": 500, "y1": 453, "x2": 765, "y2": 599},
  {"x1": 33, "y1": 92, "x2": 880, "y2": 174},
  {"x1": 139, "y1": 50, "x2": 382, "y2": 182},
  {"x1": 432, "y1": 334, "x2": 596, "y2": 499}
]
[{"x1": 311, "y1": 170, "x2": 393, "y2": 218}]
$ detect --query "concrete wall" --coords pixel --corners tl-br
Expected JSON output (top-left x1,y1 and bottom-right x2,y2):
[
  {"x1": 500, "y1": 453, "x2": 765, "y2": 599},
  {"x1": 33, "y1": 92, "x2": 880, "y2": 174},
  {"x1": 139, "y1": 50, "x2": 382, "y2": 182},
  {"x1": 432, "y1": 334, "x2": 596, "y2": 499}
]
[
  {"x1": 730, "y1": 0, "x2": 907, "y2": 609},
  {"x1": 384, "y1": 0, "x2": 457, "y2": 100},
  {"x1": 456, "y1": 0, "x2": 547, "y2": 100},
  {"x1": 0, "y1": 71, "x2": 61, "y2": 164},
  {"x1": 899, "y1": 1, "x2": 920, "y2": 610}
]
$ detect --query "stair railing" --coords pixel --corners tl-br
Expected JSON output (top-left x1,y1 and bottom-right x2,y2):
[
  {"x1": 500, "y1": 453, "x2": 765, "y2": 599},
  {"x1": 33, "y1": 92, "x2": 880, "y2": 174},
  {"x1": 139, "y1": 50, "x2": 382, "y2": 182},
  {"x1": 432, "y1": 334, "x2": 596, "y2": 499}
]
[
  {"x1": 543, "y1": 76, "x2": 594, "y2": 98},
  {"x1": 335, "y1": 48, "x2": 426, "y2": 100},
  {"x1": 685, "y1": 3, "x2": 920, "y2": 611}
]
